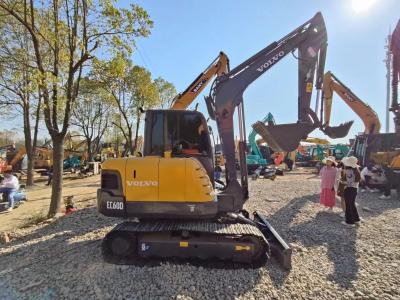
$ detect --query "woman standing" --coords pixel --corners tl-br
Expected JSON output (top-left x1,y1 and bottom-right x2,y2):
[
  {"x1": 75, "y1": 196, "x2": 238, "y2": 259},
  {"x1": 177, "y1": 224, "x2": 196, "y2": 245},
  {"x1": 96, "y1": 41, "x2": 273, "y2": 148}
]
[
  {"x1": 341, "y1": 156, "x2": 361, "y2": 227},
  {"x1": 335, "y1": 162, "x2": 346, "y2": 217},
  {"x1": 319, "y1": 156, "x2": 337, "y2": 210}
]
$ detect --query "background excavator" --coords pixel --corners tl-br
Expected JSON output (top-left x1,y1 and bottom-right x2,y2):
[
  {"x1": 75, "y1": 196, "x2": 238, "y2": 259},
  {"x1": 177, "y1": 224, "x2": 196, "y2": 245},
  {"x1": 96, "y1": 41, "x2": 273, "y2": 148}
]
[
  {"x1": 98, "y1": 12, "x2": 328, "y2": 269},
  {"x1": 170, "y1": 52, "x2": 230, "y2": 110},
  {"x1": 246, "y1": 113, "x2": 274, "y2": 173},
  {"x1": 352, "y1": 20, "x2": 400, "y2": 198},
  {"x1": 321, "y1": 71, "x2": 381, "y2": 136}
]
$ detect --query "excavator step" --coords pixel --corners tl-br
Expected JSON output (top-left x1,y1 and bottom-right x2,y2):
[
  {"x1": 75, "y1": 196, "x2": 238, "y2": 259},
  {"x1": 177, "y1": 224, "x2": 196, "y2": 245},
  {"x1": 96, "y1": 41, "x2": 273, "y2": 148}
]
[{"x1": 102, "y1": 220, "x2": 270, "y2": 267}]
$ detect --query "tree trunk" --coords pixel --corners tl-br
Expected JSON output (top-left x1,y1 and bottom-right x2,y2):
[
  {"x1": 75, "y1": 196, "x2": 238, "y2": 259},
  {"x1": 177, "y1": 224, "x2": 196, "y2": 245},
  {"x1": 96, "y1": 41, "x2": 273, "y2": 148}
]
[
  {"x1": 133, "y1": 113, "x2": 141, "y2": 154},
  {"x1": 48, "y1": 135, "x2": 64, "y2": 217},
  {"x1": 26, "y1": 153, "x2": 35, "y2": 186},
  {"x1": 127, "y1": 127, "x2": 134, "y2": 155},
  {"x1": 86, "y1": 139, "x2": 92, "y2": 162},
  {"x1": 22, "y1": 99, "x2": 34, "y2": 186}
]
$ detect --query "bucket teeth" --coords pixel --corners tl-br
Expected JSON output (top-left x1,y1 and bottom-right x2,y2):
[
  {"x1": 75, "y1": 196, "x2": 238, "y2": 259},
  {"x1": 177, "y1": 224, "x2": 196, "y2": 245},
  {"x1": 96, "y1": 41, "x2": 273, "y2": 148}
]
[{"x1": 252, "y1": 121, "x2": 316, "y2": 152}]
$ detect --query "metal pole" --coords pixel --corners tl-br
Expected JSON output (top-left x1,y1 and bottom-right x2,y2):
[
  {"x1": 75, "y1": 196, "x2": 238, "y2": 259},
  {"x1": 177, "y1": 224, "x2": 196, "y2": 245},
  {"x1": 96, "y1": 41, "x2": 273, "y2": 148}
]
[
  {"x1": 385, "y1": 30, "x2": 392, "y2": 133},
  {"x1": 314, "y1": 89, "x2": 321, "y2": 118}
]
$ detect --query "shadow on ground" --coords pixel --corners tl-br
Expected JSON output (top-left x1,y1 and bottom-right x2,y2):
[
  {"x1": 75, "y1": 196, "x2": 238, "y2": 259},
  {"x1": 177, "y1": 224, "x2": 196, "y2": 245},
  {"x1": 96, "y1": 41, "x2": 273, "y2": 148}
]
[
  {"x1": 265, "y1": 190, "x2": 399, "y2": 289},
  {"x1": 0, "y1": 207, "x2": 263, "y2": 299}
]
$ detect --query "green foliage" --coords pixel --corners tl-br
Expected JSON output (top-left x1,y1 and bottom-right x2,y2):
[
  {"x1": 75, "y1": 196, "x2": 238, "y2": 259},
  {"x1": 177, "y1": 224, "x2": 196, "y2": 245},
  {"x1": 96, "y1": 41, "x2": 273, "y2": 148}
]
[{"x1": 154, "y1": 77, "x2": 177, "y2": 108}]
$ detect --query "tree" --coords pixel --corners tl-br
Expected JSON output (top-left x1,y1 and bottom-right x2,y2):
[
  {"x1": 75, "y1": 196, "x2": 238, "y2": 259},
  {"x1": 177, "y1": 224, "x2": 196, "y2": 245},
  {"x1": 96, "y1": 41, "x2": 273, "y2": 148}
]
[
  {"x1": 130, "y1": 66, "x2": 159, "y2": 153},
  {"x1": 71, "y1": 79, "x2": 112, "y2": 162},
  {"x1": 93, "y1": 56, "x2": 162, "y2": 155},
  {"x1": 0, "y1": 14, "x2": 41, "y2": 186},
  {"x1": 154, "y1": 77, "x2": 177, "y2": 109},
  {"x1": 0, "y1": 0, "x2": 153, "y2": 217},
  {"x1": 92, "y1": 55, "x2": 137, "y2": 155}
]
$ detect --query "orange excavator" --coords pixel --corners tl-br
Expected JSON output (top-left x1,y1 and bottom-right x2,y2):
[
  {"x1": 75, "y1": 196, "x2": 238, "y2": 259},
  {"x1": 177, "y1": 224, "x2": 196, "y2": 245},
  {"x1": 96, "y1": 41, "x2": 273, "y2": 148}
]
[
  {"x1": 321, "y1": 71, "x2": 381, "y2": 137},
  {"x1": 170, "y1": 52, "x2": 230, "y2": 110}
]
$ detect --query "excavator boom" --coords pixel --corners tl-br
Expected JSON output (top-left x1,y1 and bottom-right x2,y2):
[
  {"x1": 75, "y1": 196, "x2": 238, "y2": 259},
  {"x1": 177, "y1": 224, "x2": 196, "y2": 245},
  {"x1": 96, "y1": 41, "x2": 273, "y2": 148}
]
[
  {"x1": 322, "y1": 71, "x2": 380, "y2": 137},
  {"x1": 239, "y1": 12, "x2": 327, "y2": 153},
  {"x1": 207, "y1": 12, "x2": 327, "y2": 204},
  {"x1": 170, "y1": 52, "x2": 230, "y2": 110}
]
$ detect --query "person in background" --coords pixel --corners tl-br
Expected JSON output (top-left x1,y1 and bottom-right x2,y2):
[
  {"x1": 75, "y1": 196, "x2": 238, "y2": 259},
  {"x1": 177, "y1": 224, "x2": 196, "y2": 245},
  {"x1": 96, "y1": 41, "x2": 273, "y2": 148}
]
[
  {"x1": 214, "y1": 165, "x2": 222, "y2": 181},
  {"x1": 284, "y1": 152, "x2": 294, "y2": 171},
  {"x1": 319, "y1": 156, "x2": 338, "y2": 210},
  {"x1": 47, "y1": 166, "x2": 53, "y2": 186},
  {"x1": 341, "y1": 156, "x2": 361, "y2": 227},
  {"x1": 0, "y1": 170, "x2": 26, "y2": 212},
  {"x1": 335, "y1": 161, "x2": 346, "y2": 218},
  {"x1": 360, "y1": 161, "x2": 374, "y2": 192},
  {"x1": 197, "y1": 122, "x2": 209, "y2": 155},
  {"x1": 369, "y1": 166, "x2": 391, "y2": 199}
]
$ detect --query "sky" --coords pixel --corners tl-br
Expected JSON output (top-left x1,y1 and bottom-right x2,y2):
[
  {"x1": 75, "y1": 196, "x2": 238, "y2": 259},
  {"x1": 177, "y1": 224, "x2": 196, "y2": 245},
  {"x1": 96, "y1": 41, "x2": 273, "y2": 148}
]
[
  {"x1": 1, "y1": 0, "x2": 400, "y2": 144},
  {"x1": 128, "y1": 0, "x2": 399, "y2": 143}
]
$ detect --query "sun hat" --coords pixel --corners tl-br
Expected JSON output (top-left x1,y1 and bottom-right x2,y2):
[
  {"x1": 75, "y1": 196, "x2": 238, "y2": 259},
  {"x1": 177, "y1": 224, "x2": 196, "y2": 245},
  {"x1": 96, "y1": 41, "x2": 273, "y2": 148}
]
[
  {"x1": 322, "y1": 156, "x2": 336, "y2": 165},
  {"x1": 342, "y1": 156, "x2": 359, "y2": 168}
]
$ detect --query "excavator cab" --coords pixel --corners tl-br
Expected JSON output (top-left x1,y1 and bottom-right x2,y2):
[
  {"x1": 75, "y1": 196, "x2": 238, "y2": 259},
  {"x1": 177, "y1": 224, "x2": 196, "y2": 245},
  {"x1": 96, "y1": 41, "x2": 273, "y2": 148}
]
[{"x1": 143, "y1": 110, "x2": 215, "y2": 182}]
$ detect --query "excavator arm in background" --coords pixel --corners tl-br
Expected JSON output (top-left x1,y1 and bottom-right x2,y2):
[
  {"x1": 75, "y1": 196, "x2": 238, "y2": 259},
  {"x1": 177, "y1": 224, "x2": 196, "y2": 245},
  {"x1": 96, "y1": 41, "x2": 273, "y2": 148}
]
[
  {"x1": 391, "y1": 19, "x2": 400, "y2": 133},
  {"x1": 248, "y1": 113, "x2": 275, "y2": 158},
  {"x1": 170, "y1": 52, "x2": 230, "y2": 110},
  {"x1": 321, "y1": 71, "x2": 380, "y2": 137},
  {"x1": 206, "y1": 12, "x2": 327, "y2": 205}
]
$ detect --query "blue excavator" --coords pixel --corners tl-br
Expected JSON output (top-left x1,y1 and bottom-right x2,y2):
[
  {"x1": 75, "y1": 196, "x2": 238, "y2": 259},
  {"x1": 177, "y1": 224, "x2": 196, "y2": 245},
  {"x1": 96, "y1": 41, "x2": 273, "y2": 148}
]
[
  {"x1": 246, "y1": 113, "x2": 277, "y2": 180},
  {"x1": 246, "y1": 113, "x2": 275, "y2": 172}
]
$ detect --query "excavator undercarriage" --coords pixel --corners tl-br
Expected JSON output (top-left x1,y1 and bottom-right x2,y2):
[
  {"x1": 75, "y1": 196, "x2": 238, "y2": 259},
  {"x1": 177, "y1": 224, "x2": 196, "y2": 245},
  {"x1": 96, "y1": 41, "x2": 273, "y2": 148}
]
[{"x1": 101, "y1": 211, "x2": 291, "y2": 269}]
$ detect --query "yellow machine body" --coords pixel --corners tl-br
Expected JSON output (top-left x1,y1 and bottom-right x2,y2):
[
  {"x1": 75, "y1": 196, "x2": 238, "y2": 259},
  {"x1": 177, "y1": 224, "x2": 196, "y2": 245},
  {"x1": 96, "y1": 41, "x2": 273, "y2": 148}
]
[{"x1": 101, "y1": 156, "x2": 214, "y2": 204}]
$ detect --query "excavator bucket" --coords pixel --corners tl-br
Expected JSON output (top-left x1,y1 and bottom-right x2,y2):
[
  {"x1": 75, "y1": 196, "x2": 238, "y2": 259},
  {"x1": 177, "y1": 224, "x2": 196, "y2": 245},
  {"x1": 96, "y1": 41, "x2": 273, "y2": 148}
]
[
  {"x1": 322, "y1": 121, "x2": 353, "y2": 139},
  {"x1": 252, "y1": 121, "x2": 316, "y2": 152}
]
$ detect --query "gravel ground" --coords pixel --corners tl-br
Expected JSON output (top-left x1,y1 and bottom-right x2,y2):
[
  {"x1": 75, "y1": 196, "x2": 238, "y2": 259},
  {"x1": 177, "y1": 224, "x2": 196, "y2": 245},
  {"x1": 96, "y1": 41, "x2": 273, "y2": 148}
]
[{"x1": 0, "y1": 171, "x2": 399, "y2": 300}]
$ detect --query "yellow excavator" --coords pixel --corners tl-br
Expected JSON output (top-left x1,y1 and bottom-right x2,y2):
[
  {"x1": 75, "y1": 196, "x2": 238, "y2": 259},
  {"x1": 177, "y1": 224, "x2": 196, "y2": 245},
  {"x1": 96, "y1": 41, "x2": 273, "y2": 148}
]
[
  {"x1": 321, "y1": 71, "x2": 381, "y2": 136},
  {"x1": 98, "y1": 12, "x2": 328, "y2": 269},
  {"x1": 170, "y1": 52, "x2": 230, "y2": 110},
  {"x1": 350, "y1": 20, "x2": 400, "y2": 198}
]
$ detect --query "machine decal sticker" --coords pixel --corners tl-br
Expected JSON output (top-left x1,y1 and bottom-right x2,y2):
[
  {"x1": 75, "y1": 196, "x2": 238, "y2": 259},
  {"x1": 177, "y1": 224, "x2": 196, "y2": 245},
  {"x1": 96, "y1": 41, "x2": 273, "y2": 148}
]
[
  {"x1": 127, "y1": 180, "x2": 158, "y2": 187},
  {"x1": 257, "y1": 51, "x2": 285, "y2": 72},
  {"x1": 106, "y1": 201, "x2": 124, "y2": 210}
]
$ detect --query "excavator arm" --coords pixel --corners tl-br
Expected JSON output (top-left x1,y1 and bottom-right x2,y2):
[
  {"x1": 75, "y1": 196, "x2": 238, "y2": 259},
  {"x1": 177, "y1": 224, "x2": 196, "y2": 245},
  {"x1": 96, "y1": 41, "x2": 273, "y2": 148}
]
[
  {"x1": 322, "y1": 71, "x2": 380, "y2": 136},
  {"x1": 170, "y1": 52, "x2": 230, "y2": 110},
  {"x1": 391, "y1": 20, "x2": 400, "y2": 133},
  {"x1": 206, "y1": 12, "x2": 327, "y2": 205}
]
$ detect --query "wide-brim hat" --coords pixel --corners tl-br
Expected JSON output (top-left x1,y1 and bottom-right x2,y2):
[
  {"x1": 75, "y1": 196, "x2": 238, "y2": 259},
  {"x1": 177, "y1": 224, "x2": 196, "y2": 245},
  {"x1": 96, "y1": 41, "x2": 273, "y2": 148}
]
[
  {"x1": 342, "y1": 156, "x2": 359, "y2": 168},
  {"x1": 322, "y1": 156, "x2": 336, "y2": 165}
]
